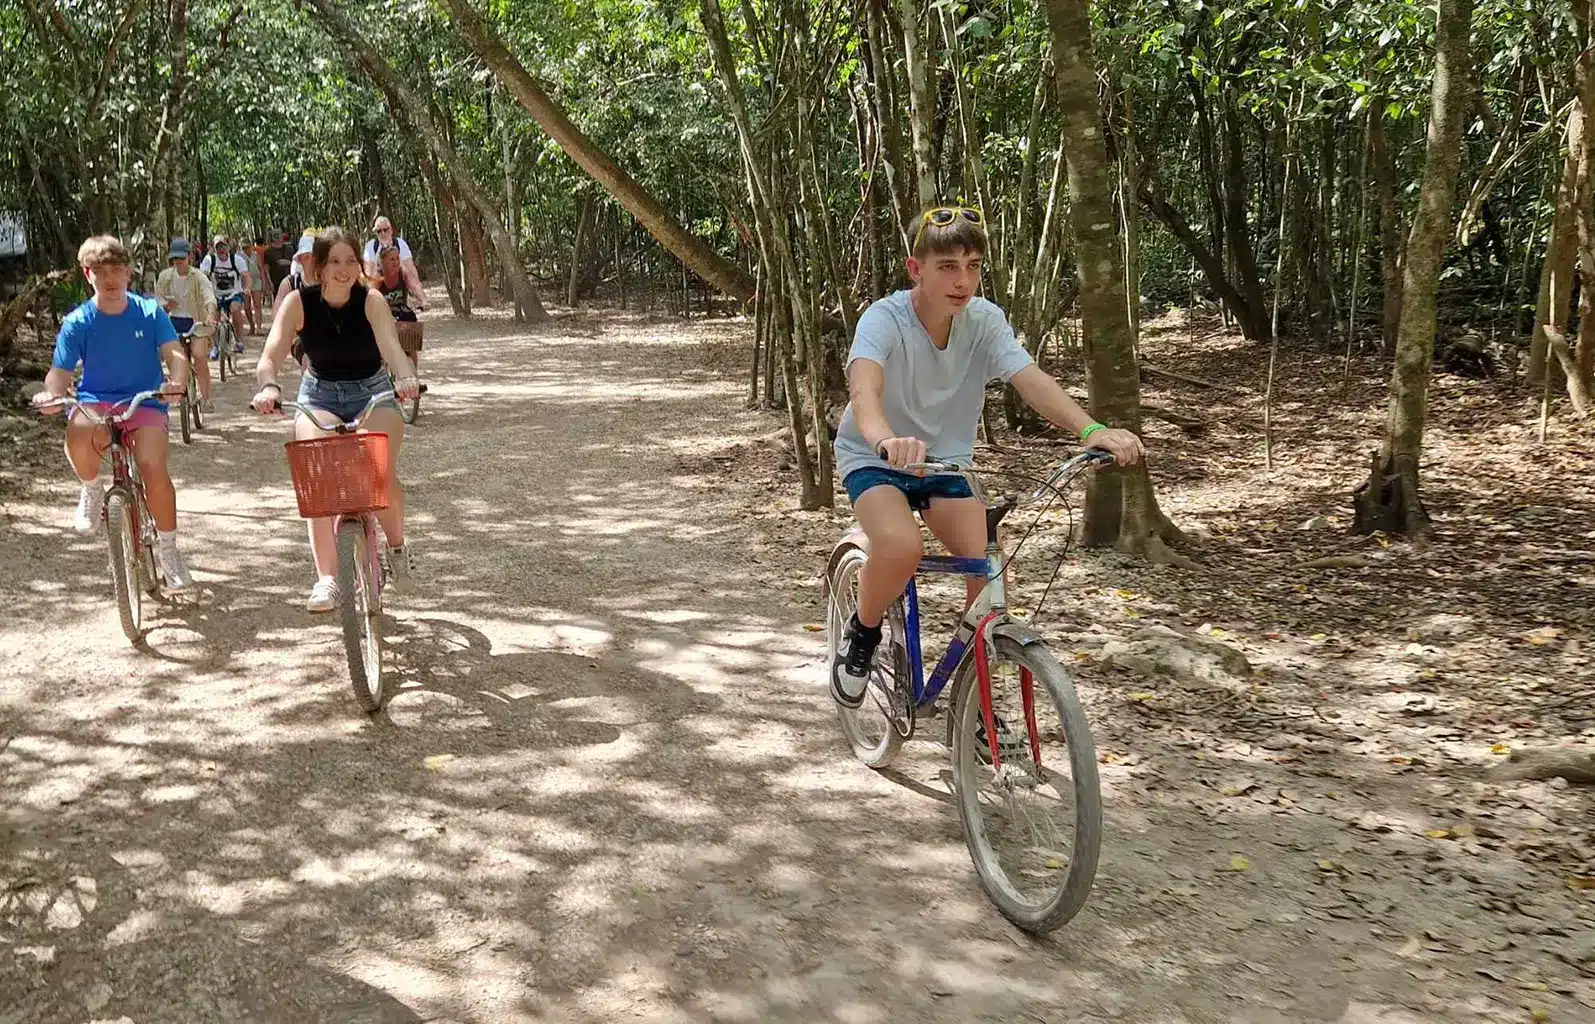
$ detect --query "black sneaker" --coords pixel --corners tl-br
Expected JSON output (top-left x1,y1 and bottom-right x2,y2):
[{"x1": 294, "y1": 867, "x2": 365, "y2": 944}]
[{"x1": 831, "y1": 613, "x2": 882, "y2": 709}]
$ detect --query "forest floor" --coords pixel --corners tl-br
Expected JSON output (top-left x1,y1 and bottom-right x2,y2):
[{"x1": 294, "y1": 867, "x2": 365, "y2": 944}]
[{"x1": 1, "y1": 300, "x2": 1592, "y2": 1023}]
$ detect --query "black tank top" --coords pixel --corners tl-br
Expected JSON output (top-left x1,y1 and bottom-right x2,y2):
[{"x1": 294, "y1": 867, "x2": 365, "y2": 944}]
[{"x1": 298, "y1": 284, "x2": 382, "y2": 380}]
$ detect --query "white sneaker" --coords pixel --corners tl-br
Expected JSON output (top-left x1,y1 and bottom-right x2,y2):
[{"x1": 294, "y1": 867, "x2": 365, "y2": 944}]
[
  {"x1": 307, "y1": 576, "x2": 339, "y2": 613},
  {"x1": 73, "y1": 484, "x2": 104, "y2": 533},
  {"x1": 386, "y1": 545, "x2": 414, "y2": 593},
  {"x1": 158, "y1": 541, "x2": 194, "y2": 592}
]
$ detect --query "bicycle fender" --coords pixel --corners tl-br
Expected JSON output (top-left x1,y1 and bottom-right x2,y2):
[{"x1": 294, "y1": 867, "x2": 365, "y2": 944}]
[
  {"x1": 991, "y1": 620, "x2": 1045, "y2": 647},
  {"x1": 823, "y1": 529, "x2": 870, "y2": 594}
]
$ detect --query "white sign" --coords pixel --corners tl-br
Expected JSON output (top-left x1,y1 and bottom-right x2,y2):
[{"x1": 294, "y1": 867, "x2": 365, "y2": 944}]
[{"x1": 0, "y1": 212, "x2": 25, "y2": 257}]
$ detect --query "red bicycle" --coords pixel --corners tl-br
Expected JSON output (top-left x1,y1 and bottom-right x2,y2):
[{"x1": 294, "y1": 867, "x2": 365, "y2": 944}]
[{"x1": 37, "y1": 389, "x2": 173, "y2": 643}]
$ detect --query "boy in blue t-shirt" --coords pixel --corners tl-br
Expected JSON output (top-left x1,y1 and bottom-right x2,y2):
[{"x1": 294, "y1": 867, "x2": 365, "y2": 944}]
[
  {"x1": 32, "y1": 235, "x2": 196, "y2": 591},
  {"x1": 829, "y1": 206, "x2": 1144, "y2": 707}
]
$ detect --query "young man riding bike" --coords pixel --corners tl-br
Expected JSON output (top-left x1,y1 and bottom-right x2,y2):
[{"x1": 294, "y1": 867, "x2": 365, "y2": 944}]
[{"x1": 829, "y1": 205, "x2": 1143, "y2": 707}]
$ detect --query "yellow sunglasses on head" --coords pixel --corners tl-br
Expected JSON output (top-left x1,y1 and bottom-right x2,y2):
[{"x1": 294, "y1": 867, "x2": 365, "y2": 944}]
[{"x1": 912, "y1": 206, "x2": 985, "y2": 248}]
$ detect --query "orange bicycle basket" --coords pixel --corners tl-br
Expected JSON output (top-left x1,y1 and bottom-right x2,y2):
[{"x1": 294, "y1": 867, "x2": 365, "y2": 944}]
[{"x1": 284, "y1": 432, "x2": 391, "y2": 518}]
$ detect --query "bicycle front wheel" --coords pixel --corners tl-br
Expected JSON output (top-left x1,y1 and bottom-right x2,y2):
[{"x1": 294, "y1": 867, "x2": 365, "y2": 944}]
[
  {"x1": 337, "y1": 520, "x2": 386, "y2": 712},
  {"x1": 400, "y1": 389, "x2": 420, "y2": 424},
  {"x1": 104, "y1": 489, "x2": 143, "y2": 643},
  {"x1": 950, "y1": 635, "x2": 1102, "y2": 933},
  {"x1": 826, "y1": 546, "x2": 908, "y2": 768}
]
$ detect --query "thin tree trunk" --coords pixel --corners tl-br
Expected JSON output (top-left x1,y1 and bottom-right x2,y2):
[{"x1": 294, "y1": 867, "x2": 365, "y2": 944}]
[
  {"x1": 443, "y1": 0, "x2": 753, "y2": 300},
  {"x1": 305, "y1": 0, "x2": 543, "y2": 320},
  {"x1": 1530, "y1": 100, "x2": 1584, "y2": 385},
  {"x1": 1045, "y1": 0, "x2": 1184, "y2": 562},
  {"x1": 1353, "y1": 0, "x2": 1474, "y2": 541},
  {"x1": 897, "y1": 0, "x2": 938, "y2": 209},
  {"x1": 1369, "y1": 102, "x2": 1404, "y2": 354},
  {"x1": 419, "y1": 154, "x2": 469, "y2": 317},
  {"x1": 568, "y1": 192, "x2": 593, "y2": 307}
]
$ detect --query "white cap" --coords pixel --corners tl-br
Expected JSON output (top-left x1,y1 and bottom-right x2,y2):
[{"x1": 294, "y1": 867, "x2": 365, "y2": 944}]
[{"x1": 294, "y1": 235, "x2": 315, "y2": 259}]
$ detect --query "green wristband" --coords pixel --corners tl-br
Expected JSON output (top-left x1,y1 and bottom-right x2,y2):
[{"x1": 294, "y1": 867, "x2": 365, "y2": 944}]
[{"x1": 1079, "y1": 422, "x2": 1107, "y2": 442}]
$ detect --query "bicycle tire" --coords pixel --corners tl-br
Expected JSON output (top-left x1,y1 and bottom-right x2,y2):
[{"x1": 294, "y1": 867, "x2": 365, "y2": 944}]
[
  {"x1": 179, "y1": 394, "x2": 193, "y2": 445},
  {"x1": 337, "y1": 520, "x2": 386, "y2": 712},
  {"x1": 218, "y1": 328, "x2": 230, "y2": 381},
  {"x1": 400, "y1": 389, "x2": 420, "y2": 424},
  {"x1": 105, "y1": 489, "x2": 143, "y2": 643},
  {"x1": 950, "y1": 635, "x2": 1102, "y2": 933},
  {"x1": 826, "y1": 545, "x2": 908, "y2": 768}
]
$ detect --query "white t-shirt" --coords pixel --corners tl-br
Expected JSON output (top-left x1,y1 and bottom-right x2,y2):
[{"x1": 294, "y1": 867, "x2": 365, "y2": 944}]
[
  {"x1": 833, "y1": 290, "x2": 1034, "y2": 482},
  {"x1": 364, "y1": 237, "x2": 413, "y2": 263},
  {"x1": 200, "y1": 251, "x2": 251, "y2": 296}
]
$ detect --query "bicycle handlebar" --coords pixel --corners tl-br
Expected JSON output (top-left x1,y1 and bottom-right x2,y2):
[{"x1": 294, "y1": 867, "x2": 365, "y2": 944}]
[
  {"x1": 34, "y1": 388, "x2": 173, "y2": 423},
  {"x1": 260, "y1": 391, "x2": 396, "y2": 431},
  {"x1": 885, "y1": 448, "x2": 1115, "y2": 507}
]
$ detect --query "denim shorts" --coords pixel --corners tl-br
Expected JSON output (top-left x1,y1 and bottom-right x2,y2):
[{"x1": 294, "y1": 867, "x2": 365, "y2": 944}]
[
  {"x1": 844, "y1": 466, "x2": 974, "y2": 511},
  {"x1": 297, "y1": 369, "x2": 398, "y2": 424}
]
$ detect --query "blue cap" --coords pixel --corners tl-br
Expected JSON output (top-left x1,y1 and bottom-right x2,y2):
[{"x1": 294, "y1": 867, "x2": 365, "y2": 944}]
[{"x1": 169, "y1": 237, "x2": 191, "y2": 259}]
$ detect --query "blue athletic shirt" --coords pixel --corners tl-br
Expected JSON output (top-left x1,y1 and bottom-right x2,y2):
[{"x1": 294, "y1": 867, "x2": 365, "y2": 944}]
[{"x1": 51, "y1": 295, "x2": 178, "y2": 410}]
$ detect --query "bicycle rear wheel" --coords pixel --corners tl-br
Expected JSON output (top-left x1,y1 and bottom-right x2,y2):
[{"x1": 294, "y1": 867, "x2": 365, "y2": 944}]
[
  {"x1": 826, "y1": 546, "x2": 909, "y2": 768},
  {"x1": 400, "y1": 389, "x2": 420, "y2": 424},
  {"x1": 218, "y1": 326, "x2": 231, "y2": 381},
  {"x1": 950, "y1": 635, "x2": 1101, "y2": 933},
  {"x1": 104, "y1": 489, "x2": 143, "y2": 643},
  {"x1": 337, "y1": 520, "x2": 386, "y2": 711}
]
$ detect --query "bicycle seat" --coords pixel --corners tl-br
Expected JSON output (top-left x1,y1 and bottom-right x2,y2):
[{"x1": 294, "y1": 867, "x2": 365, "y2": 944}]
[{"x1": 985, "y1": 496, "x2": 1016, "y2": 534}]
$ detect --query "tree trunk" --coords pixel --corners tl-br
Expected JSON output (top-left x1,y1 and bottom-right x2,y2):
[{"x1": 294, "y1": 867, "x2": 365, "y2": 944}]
[
  {"x1": 1570, "y1": 0, "x2": 1595, "y2": 409},
  {"x1": 897, "y1": 0, "x2": 939, "y2": 209},
  {"x1": 442, "y1": 0, "x2": 753, "y2": 301},
  {"x1": 1221, "y1": 94, "x2": 1271, "y2": 342},
  {"x1": 303, "y1": 0, "x2": 546, "y2": 321},
  {"x1": 700, "y1": 0, "x2": 824, "y2": 505},
  {"x1": 459, "y1": 208, "x2": 491, "y2": 308},
  {"x1": 1369, "y1": 102, "x2": 1404, "y2": 356},
  {"x1": 863, "y1": 0, "x2": 914, "y2": 232},
  {"x1": 568, "y1": 192, "x2": 593, "y2": 307},
  {"x1": 1353, "y1": 0, "x2": 1474, "y2": 542},
  {"x1": 419, "y1": 154, "x2": 469, "y2": 317},
  {"x1": 1044, "y1": 0, "x2": 1184, "y2": 562},
  {"x1": 1529, "y1": 100, "x2": 1584, "y2": 386}
]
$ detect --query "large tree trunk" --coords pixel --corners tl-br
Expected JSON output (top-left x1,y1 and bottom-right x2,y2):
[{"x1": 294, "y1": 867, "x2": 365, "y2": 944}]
[
  {"x1": 1353, "y1": 0, "x2": 1474, "y2": 542},
  {"x1": 1044, "y1": 0, "x2": 1184, "y2": 562},
  {"x1": 302, "y1": 0, "x2": 547, "y2": 321},
  {"x1": 440, "y1": 0, "x2": 754, "y2": 301}
]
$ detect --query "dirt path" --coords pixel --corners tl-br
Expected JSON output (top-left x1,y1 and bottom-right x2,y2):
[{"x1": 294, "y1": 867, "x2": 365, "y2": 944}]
[{"x1": 2, "y1": 307, "x2": 1592, "y2": 1023}]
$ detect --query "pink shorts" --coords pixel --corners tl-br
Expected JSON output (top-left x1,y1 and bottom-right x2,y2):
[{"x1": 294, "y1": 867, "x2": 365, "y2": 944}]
[{"x1": 75, "y1": 402, "x2": 169, "y2": 434}]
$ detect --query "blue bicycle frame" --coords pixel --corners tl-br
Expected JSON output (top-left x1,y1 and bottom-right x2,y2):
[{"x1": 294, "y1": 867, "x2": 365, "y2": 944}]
[{"x1": 904, "y1": 547, "x2": 1006, "y2": 711}]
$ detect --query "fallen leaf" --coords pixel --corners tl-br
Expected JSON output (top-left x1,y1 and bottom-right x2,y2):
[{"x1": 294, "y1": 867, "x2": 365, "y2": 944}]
[
  {"x1": 1128, "y1": 692, "x2": 1157, "y2": 702},
  {"x1": 1045, "y1": 857, "x2": 1068, "y2": 870},
  {"x1": 1221, "y1": 780, "x2": 1259, "y2": 797},
  {"x1": 423, "y1": 754, "x2": 457, "y2": 771},
  {"x1": 802, "y1": 623, "x2": 824, "y2": 632},
  {"x1": 1397, "y1": 936, "x2": 1422, "y2": 957},
  {"x1": 1529, "y1": 1008, "x2": 1550, "y2": 1023},
  {"x1": 1426, "y1": 829, "x2": 1453, "y2": 840},
  {"x1": 1490, "y1": 743, "x2": 1510, "y2": 755},
  {"x1": 1317, "y1": 859, "x2": 1341, "y2": 872},
  {"x1": 1567, "y1": 876, "x2": 1595, "y2": 891},
  {"x1": 1309, "y1": 633, "x2": 1328, "y2": 643},
  {"x1": 1223, "y1": 854, "x2": 1250, "y2": 872}
]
